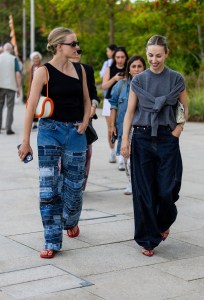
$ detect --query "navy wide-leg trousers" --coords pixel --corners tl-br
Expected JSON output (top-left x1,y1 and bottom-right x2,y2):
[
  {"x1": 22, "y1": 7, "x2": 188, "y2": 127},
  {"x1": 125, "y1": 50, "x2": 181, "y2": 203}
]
[{"x1": 130, "y1": 126, "x2": 182, "y2": 250}]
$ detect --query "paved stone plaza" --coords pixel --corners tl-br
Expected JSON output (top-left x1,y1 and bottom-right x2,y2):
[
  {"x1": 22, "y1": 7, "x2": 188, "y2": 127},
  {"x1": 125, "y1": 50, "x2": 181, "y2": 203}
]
[{"x1": 0, "y1": 102, "x2": 204, "y2": 299}]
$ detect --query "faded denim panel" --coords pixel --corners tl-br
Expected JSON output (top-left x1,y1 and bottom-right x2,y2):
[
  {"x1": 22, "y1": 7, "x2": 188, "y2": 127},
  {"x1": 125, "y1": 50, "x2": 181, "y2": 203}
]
[
  {"x1": 62, "y1": 150, "x2": 86, "y2": 229},
  {"x1": 39, "y1": 146, "x2": 63, "y2": 251},
  {"x1": 37, "y1": 119, "x2": 87, "y2": 251}
]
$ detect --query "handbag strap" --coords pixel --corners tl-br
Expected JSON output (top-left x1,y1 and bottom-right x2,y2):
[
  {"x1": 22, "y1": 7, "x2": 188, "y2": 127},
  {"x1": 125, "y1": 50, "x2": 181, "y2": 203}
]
[
  {"x1": 42, "y1": 65, "x2": 49, "y2": 97},
  {"x1": 73, "y1": 62, "x2": 83, "y2": 83}
]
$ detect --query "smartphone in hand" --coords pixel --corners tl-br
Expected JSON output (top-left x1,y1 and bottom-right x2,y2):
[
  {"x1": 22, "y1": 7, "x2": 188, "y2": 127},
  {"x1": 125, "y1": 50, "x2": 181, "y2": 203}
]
[
  {"x1": 17, "y1": 144, "x2": 33, "y2": 163},
  {"x1": 111, "y1": 133, "x2": 117, "y2": 144},
  {"x1": 118, "y1": 72, "x2": 125, "y2": 77}
]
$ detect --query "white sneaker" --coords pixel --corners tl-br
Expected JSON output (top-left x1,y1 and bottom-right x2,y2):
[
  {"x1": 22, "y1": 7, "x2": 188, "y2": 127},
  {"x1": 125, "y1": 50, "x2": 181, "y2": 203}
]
[
  {"x1": 124, "y1": 182, "x2": 132, "y2": 195},
  {"x1": 109, "y1": 151, "x2": 116, "y2": 163},
  {"x1": 118, "y1": 162, "x2": 125, "y2": 171}
]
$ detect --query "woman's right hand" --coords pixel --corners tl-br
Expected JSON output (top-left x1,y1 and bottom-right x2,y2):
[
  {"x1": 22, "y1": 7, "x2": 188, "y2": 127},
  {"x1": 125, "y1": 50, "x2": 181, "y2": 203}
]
[
  {"x1": 18, "y1": 142, "x2": 33, "y2": 161},
  {"x1": 120, "y1": 138, "x2": 130, "y2": 159},
  {"x1": 115, "y1": 73, "x2": 125, "y2": 82},
  {"x1": 109, "y1": 124, "x2": 116, "y2": 138}
]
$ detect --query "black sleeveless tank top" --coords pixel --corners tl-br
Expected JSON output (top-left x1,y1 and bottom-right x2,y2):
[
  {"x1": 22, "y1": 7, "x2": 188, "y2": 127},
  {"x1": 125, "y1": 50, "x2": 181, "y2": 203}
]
[
  {"x1": 106, "y1": 64, "x2": 126, "y2": 99},
  {"x1": 41, "y1": 62, "x2": 84, "y2": 122}
]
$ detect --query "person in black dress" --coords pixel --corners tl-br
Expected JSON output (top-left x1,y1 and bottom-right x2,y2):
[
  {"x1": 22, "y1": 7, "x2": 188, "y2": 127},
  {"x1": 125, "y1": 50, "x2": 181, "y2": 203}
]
[{"x1": 102, "y1": 47, "x2": 128, "y2": 165}]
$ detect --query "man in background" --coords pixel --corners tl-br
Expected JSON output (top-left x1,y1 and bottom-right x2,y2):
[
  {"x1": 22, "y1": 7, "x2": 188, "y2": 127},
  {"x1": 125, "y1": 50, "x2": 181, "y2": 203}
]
[{"x1": 0, "y1": 42, "x2": 21, "y2": 134}]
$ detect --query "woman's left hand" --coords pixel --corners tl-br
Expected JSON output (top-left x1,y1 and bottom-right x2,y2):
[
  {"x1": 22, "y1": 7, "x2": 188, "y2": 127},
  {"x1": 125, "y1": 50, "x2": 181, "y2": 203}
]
[
  {"x1": 171, "y1": 125, "x2": 183, "y2": 138},
  {"x1": 90, "y1": 105, "x2": 96, "y2": 118},
  {"x1": 77, "y1": 122, "x2": 88, "y2": 134},
  {"x1": 120, "y1": 138, "x2": 130, "y2": 159}
]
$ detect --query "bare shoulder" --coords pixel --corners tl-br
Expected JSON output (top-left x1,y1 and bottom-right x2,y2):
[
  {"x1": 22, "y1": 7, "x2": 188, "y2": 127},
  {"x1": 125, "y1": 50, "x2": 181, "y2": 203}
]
[{"x1": 33, "y1": 66, "x2": 47, "y2": 83}]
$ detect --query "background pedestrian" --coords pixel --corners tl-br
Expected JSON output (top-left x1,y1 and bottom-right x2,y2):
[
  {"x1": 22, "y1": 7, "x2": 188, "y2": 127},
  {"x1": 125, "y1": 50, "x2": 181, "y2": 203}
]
[
  {"x1": 102, "y1": 46, "x2": 128, "y2": 163},
  {"x1": 0, "y1": 42, "x2": 21, "y2": 134},
  {"x1": 109, "y1": 55, "x2": 146, "y2": 193}
]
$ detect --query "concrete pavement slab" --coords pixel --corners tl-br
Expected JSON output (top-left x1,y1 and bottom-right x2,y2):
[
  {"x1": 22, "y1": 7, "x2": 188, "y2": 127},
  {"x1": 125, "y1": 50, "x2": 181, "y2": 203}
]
[
  {"x1": 172, "y1": 229, "x2": 204, "y2": 248},
  {"x1": 176, "y1": 197, "x2": 204, "y2": 219},
  {"x1": 28, "y1": 289, "x2": 102, "y2": 300},
  {"x1": 0, "y1": 292, "x2": 14, "y2": 300},
  {"x1": 75, "y1": 218, "x2": 134, "y2": 246},
  {"x1": 0, "y1": 265, "x2": 66, "y2": 287},
  {"x1": 1, "y1": 273, "x2": 92, "y2": 299},
  {"x1": 167, "y1": 292, "x2": 204, "y2": 300},
  {"x1": 0, "y1": 255, "x2": 56, "y2": 274},
  {"x1": 124, "y1": 238, "x2": 204, "y2": 260},
  {"x1": 0, "y1": 213, "x2": 42, "y2": 236},
  {"x1": 153, "y1": 256, "x2": 204, "y2": 281},
  {"x1": 80, "y1": 213, "x2": 132, "y2": 226},
  {"x1": 51, "y1": 243, "x2": 167, "y2": 277},
  {"x1": 83, "y1": 190, "x2": 133, "y2": 215},
  {"x1": 80, "y1": 208, "x2": 116, "y2": 220},
  {"x1": 0, "y1": 237, "x2": 37, "y2": 260},
  {"x1": 86, "y1": 266, "x2": 198, "y2": 300},
  {"x1": 180, "y1": 182, "x2": 204, "y2": 200},
  {"x1": 170, "y1": 213, "x2": 204, "y2": 233},
  {"x1": 9, "y1": 231, "x2": 92, "y2": 252}
]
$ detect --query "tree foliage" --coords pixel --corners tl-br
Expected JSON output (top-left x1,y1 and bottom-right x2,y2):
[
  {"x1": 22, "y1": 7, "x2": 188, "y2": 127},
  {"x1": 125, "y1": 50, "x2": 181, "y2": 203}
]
[{"x1": 0, "y1": 0, "x2": 203, "y2": 74}]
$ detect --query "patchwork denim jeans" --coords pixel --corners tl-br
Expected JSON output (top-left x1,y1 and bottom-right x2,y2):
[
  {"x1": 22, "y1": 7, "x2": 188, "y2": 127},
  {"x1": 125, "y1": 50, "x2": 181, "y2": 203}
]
[{"x1": 37, "y1": 118, "x2": 87, "y2": 251}]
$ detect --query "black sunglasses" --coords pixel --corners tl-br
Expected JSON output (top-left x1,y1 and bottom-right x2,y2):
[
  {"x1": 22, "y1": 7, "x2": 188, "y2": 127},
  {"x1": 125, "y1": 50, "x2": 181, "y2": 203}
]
[{"x1": 60, "y1": 41, "x2": 80, "y2": 47}]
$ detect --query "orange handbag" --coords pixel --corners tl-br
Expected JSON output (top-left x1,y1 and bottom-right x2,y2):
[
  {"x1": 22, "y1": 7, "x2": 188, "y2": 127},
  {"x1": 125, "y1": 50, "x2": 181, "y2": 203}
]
[{"x1": 27, "y1": 66, "x2": 54, "y2": 118}]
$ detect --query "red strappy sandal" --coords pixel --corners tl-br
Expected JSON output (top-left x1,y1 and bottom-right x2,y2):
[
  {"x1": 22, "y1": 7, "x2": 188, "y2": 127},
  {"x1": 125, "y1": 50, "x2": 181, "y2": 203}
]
[
  {"x1": 161, "y1": 229, "x2": 170, "y2": 241},
  {"x1": 40, "y1": 249, "x2": 56, "y2": 259},
  {"x1": 142, "y1": 248, "x2": 154, "y2": 257},
  {"x1": 67, "y1": 225, "x2": 80, "y2": 238}
]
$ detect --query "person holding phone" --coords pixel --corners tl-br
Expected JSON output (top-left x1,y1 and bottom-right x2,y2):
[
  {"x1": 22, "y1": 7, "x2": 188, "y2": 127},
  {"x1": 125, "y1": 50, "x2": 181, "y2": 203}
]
[
  {"x1": 102, "y1": 46, "x2": 128, "y2": 166},
  {"x1": 121, "y1": 35, "x2": 188, "y2": 257},
  {"x1": 18, "y1": 27, "x2": 91, "y2": 259},
  {"x1": 109, "y1": 55, "x2": 146, "y2": 194},
  {"x1": 99, "y1": 44, "x2": 117, "y2": 79}
]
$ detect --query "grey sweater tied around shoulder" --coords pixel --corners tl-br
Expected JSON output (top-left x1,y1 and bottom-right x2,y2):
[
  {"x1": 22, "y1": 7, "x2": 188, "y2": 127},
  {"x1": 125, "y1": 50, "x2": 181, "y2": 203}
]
[{"x1": 131, "y1": 73, "x2": 185, "y2": 136}]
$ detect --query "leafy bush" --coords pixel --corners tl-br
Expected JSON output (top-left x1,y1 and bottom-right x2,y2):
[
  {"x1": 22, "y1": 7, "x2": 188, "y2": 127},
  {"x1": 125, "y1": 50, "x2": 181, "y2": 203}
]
[
  {"x1": 188, "y1": 87, "x2": 204, "y2": 121},
  {"x1": 184, "y1": 71, "x2": 204, "y2": 121}
]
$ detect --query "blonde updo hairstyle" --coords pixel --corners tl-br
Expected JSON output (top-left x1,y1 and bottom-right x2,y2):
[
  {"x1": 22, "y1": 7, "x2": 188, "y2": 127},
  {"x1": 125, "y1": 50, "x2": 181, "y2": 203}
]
[{"x1": 47, "y1": 27, "x2": 73, "y2": 55}]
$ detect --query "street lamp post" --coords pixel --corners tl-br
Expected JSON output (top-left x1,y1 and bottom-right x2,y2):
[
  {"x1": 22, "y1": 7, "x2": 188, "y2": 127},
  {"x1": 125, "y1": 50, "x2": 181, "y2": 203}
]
[
  {"x1": 22, "y1": 0, "x2": 26, "y2": 62},
  {"x1": 30, "y1": 0, "x2": 35, "y2": 54}
]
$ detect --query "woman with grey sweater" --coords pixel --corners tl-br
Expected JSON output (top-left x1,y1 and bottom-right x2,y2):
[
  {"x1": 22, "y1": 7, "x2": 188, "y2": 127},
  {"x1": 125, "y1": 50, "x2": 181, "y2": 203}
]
[{"x1": 121, "y1": 35, "x2": 188, "y2": 257}]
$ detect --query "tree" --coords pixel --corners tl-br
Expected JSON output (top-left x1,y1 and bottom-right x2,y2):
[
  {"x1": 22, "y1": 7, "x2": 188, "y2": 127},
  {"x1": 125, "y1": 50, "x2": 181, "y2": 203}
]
[
  {"x1": 129, "y1": 0, "x2": 204, "y2": 74},
  {"x1": 33, "y1": 0, "x2": 133, "y2": 67},
  {"x1": 1, "y1": 0, "x2": 203, "y2": 74}
]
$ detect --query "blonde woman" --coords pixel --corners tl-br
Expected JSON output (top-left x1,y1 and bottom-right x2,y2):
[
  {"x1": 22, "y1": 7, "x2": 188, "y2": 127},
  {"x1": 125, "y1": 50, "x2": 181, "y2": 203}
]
[{"x1": 18, "y1": 27, "x2": 91, "y2": 258}]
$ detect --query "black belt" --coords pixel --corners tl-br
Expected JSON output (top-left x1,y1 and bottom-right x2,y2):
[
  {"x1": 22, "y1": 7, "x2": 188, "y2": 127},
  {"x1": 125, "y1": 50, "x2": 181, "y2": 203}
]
[
  {"x1": 133, "y1": 125, "x2": 150, "y2": 129},
  {"x1": 133, "y1": 125, "x2": 170, "y2": 129}
]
